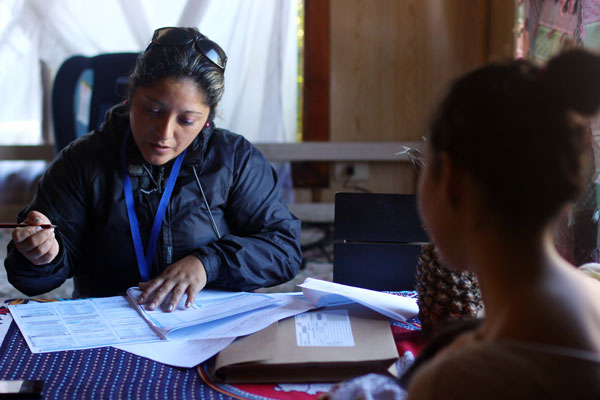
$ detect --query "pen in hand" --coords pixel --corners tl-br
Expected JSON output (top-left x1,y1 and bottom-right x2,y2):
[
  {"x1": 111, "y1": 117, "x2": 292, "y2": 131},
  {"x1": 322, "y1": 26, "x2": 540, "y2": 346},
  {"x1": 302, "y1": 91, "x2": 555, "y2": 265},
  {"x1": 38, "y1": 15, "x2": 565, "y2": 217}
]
[{"x1": 0, "y1": 223, "x2": 57, "y2": 229}]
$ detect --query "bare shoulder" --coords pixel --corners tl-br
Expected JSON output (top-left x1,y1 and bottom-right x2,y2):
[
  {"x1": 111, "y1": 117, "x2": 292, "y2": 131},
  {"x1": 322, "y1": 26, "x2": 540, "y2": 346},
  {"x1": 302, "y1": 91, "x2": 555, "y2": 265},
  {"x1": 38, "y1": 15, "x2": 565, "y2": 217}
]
[
  {"x1": 528, "y1": 266, "x2": 600, "y2": 349},
  {"x1": 495, "y1": 263, "x2": 600, "y2": 354}
]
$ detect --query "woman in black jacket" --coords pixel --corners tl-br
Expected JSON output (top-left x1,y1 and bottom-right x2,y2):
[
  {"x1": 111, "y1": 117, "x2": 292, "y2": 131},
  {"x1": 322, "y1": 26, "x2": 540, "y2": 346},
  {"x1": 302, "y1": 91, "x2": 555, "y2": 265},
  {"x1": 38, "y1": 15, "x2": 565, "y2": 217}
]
[{"x1": 5, "y1": 27, "x2": 302, "y2": 312}]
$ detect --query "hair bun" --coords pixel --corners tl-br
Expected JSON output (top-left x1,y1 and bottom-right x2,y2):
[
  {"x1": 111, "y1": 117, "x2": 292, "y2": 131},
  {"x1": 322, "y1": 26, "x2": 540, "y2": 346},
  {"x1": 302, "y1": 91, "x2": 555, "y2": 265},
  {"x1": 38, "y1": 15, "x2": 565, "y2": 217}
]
[{"x1": 542, "y1": 49, "x2": 600, "y2": 115}]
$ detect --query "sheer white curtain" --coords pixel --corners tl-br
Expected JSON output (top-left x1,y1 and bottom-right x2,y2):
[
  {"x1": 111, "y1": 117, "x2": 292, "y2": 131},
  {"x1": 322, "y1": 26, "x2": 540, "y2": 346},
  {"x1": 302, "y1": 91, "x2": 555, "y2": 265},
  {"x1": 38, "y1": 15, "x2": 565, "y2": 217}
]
[
  {"x1": 0, "y1": 0, "x2": 298, "y2": 143},
  {"x1": 0, "y1": 0, "x2": 297, "y2": 204}
]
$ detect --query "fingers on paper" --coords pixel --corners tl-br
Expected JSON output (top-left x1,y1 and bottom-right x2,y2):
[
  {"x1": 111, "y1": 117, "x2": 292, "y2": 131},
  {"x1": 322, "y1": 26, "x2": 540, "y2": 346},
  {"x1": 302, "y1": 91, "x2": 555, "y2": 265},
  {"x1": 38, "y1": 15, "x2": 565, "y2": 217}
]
[
  {"x1": 166, "y1": 283, "x2": 187, "y2": 311},
  {"x1": 141, "y1": 276, "x2": 187, "y2": 312},
  {"x1": 152, "y1": 283, "x2": 176, "y2": 311},
  {"x1": 139, "y1": 279, "x2": 170, "y2": 311},
  {"x1": 138, "y1": 256, "x2": 207, "y2": 312},
  {"x1": 137, "y1": 280, "x2": 157, "y2": 305},
  {"x1": 185, "y1": 286, "x2": 198, "y2": 308}
]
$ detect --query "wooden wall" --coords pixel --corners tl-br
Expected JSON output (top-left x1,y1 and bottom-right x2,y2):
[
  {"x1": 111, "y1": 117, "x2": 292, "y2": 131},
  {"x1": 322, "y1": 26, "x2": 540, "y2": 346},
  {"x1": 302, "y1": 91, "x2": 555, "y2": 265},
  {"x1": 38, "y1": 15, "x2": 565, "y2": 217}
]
[{"x1": 296, "y1": 0, "x2": 514, "y2": 202}]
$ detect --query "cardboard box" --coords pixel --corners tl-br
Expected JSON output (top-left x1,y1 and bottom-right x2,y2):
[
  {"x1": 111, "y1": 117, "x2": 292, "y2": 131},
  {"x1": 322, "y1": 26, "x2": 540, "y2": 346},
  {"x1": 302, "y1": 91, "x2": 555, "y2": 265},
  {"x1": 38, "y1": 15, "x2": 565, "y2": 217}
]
[{"x1": 211, "y1": 303, "x2": 399, "y2": 383}]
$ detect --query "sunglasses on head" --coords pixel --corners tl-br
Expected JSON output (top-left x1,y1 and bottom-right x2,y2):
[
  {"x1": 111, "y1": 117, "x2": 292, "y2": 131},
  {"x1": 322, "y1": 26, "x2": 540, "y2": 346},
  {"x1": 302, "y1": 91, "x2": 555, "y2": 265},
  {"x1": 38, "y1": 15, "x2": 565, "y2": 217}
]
[{"x1": 149, "y1": 27, "x2": 227, "y2": 71}]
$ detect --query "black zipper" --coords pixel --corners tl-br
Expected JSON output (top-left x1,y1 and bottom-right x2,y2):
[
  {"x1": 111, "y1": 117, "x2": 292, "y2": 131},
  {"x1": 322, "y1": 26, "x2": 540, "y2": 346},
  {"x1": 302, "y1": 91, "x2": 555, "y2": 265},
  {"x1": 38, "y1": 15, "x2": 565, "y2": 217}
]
[{"x1": 158, "y1": 166, "x2": 165, "y2": 194}]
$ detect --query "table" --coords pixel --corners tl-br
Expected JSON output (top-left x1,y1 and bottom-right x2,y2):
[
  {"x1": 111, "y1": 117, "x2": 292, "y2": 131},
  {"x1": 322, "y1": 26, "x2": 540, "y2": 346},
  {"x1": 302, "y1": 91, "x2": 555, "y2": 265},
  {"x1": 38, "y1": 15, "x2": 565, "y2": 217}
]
[{"x1": 0, "y1": 296, "x2": 426, "y2": 400}]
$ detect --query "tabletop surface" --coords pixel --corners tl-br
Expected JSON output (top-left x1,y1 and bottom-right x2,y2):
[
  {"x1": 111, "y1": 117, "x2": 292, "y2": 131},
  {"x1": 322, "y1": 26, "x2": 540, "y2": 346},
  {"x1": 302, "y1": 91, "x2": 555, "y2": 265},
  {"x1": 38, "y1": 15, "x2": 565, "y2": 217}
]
[{"x1": 0, "y1": 295, "x2": 424, "y2": 400}]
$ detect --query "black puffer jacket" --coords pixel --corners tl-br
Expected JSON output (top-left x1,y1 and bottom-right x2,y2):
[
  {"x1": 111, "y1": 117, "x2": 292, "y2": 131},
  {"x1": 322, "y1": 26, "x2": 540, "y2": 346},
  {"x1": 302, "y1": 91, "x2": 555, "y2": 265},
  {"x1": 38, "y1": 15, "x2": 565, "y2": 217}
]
[{"x1": 5, "y1": 105, "x2": 302, "y2": 297}]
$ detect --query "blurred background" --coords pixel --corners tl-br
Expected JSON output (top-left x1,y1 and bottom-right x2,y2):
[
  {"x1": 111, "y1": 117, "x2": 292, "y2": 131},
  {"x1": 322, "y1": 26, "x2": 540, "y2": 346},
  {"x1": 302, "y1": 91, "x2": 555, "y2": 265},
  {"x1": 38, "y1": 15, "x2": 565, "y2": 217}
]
[{"x1": 1, "y1": 0, "x2": 599, "y2": 298}]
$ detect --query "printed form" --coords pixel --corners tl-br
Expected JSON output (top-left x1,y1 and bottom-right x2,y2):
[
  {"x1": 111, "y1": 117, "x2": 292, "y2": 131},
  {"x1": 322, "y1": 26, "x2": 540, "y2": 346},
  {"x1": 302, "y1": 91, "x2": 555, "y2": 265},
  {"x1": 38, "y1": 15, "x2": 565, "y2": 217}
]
[
  {"x1": 8, "y1": 292, "x2": 318, "y2": 365},
  {"x1": 9, "y1": 297, "x2": 161, "y2": 353},
  {"x1": 295, "y1": 309, "x2": 355, "y2": 347}
]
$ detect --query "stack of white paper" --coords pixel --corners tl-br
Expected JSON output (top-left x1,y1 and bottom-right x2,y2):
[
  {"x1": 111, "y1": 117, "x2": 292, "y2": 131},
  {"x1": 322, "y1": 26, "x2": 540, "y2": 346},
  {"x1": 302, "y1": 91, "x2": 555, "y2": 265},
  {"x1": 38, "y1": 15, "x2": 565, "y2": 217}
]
[
  {"x1": 8, "y1": 278, "x2": 419, "y2": 368},
  {"x1": 298, "y1": 278, "x2": 419, "y2": 321}
]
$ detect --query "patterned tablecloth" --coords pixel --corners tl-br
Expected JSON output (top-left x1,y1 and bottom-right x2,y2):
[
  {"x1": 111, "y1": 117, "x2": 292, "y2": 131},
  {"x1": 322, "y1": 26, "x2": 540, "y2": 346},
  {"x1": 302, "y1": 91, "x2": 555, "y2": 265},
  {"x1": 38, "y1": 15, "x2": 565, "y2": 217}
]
[{"x1": 0, "y1": 295, "x2": 425, "y2": 400}]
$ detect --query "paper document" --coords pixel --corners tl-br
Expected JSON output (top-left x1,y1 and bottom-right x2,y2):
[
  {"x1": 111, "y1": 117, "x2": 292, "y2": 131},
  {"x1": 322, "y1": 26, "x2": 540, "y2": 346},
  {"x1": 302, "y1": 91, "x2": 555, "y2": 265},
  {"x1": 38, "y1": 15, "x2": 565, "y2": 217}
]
[
  {"x1": 9, "y1": 289, "x2": 313, "y2": 360},
  {"x1": 115, "y1": 292, "x2": 317, "y2": 367},
  {"x1": 116, "y1": 336, "x2": 236, "y2": 368},
  {"x1": 8, "y1": 279, "x2": 414, "y2": 364},
  {"x1": 295, "y1": 309, "x2": 355, "y2": 347},
  {"x1": 157, "y1": 292, "x2": 316, "y2": 341},
  {"x1": 298, "y1": 277, "x2": 419, "y2": 321},
  {"x1": 8, "y1": 296, "x2": 161, "y2": 353},
  {"x1": 126, "y1": 288, "x2": 280, "y2": 339}
]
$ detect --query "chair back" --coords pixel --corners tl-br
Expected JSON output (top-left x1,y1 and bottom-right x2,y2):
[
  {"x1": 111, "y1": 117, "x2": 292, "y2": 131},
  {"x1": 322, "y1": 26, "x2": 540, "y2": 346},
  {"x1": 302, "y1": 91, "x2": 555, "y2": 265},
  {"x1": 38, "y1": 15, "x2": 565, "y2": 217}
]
[
  {"x1": 333, "y1": 192, "x2": 429, "y2": 291},
  {"x1": 52, "y1": 52, "x2": 139, "y2": 152}
]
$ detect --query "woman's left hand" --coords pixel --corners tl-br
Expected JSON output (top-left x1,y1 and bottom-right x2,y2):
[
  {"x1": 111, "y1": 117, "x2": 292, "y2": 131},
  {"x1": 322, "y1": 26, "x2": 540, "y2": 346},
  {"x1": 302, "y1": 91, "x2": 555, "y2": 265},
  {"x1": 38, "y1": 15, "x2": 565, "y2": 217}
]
[{"x1": 137, "y1": 255, "x2": 207, "y2": 312}]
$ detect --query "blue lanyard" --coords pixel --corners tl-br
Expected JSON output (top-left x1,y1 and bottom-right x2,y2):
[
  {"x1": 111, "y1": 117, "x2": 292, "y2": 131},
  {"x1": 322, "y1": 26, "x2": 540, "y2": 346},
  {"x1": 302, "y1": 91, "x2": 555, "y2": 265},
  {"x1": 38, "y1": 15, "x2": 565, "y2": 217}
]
[{"x1": 120, "y1": 132, "x2": 187, "y2": 281}]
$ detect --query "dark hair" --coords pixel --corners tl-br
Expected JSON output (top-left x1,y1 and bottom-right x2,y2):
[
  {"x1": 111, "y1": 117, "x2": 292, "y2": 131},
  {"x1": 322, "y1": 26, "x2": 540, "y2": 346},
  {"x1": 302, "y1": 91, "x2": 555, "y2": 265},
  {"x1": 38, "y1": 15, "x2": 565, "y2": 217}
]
[
  {"x1": 127, "y1": 27, "x2": 225, "y2": 122},
  {"x1": 428, "y1": 49, "x2": 600, "y2": 228}
]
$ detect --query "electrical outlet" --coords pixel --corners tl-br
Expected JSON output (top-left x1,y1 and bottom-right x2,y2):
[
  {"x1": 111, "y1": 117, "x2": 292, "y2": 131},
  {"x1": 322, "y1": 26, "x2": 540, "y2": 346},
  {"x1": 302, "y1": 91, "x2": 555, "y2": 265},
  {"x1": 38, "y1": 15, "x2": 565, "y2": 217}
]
[{"x1": 334, "y1": 162, "x2": 370, "y2": 181}]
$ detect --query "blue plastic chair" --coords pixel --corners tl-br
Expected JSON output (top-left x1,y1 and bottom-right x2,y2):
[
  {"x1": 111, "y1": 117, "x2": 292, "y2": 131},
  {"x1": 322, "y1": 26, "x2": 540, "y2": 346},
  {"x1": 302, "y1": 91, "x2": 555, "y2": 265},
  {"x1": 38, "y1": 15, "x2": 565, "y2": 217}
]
[{"x1": 51, "y1": 53, "x2": 139, "y2": 152}]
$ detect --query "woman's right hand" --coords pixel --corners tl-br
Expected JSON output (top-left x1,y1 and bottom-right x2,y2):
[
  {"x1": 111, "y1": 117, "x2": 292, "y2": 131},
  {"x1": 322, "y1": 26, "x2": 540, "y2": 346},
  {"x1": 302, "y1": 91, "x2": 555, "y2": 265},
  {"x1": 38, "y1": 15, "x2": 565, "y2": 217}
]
[{"x1": 12, "y1": 211, "x2": 59, "y2": 265}]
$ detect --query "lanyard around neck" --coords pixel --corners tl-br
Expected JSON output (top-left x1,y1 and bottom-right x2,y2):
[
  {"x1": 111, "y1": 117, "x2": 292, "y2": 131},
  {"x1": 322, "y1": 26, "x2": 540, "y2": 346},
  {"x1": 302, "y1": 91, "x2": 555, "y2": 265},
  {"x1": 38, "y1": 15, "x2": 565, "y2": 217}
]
[{"x1": 120, "y1": 132, "x2": 187, "y2": 281}]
